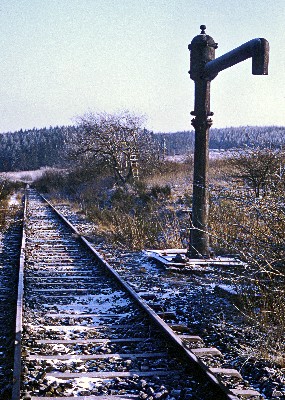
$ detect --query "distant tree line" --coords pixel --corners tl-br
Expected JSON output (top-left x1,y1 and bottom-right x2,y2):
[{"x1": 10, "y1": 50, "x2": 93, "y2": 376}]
[
  {"x1": 0, "y1": 126, "x2": 76, "y2": 171},
  {"x1": 157, "y1": 125, "x2": 285, "y2": 156},
  {"x1": 0, "y1": 124, "x2": 284, "y2": 172}
]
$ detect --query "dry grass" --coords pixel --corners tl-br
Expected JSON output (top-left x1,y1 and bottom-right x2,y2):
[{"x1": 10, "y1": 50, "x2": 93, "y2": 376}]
[
  {"x1": 83, "y1": 192, "x2": 184, "y2": 251},
  {"x1": 0, "y1": 180, "x2": 23, "y2": 230}
]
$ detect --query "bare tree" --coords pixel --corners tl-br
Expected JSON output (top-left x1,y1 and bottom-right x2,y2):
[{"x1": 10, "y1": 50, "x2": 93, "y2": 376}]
[
  {"x1": 230, "y1": 147, "x2": 281, "y2": 198},
  {"x1": 71, "y1": 111, "x2": 159, "y2": 185}
]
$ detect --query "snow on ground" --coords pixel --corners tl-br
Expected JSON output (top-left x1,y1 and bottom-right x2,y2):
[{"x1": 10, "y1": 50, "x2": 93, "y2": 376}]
[
  {"x1": 165, "y1": 150, "x2": 235, "y2": 163},
  {"x1": 8, "y1": 193, "x2": 20, "y2": 206}
]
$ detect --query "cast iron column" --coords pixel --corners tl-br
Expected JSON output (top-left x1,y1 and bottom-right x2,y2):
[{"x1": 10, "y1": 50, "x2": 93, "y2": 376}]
[
  {"x1": 191, "y1": 81, "x2": 211, "y2": 258},
  {"x1": 188, "y1": 25, "x2": 217, "y2": 258}
]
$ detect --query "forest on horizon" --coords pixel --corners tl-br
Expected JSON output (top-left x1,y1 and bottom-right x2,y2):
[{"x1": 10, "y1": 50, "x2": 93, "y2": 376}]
[{"x1": 0, "y1": 124, "x2": 284, "y2": 172}]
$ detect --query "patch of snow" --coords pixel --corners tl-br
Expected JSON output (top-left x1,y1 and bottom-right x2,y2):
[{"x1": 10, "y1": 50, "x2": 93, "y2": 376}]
[{"x1": 8, "y1": 193, "x2": 19, "y2": 206}]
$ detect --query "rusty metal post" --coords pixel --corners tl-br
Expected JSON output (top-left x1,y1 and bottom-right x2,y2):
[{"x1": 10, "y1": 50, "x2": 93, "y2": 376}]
[{"x1": 187, "y1": 25, "x2": 269, "y2": 259}]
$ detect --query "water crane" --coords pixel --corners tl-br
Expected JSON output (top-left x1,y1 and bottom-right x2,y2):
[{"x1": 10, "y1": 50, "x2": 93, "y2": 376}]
[{"x1": 188, "y1": 25, "x2": 269, "y2": 258}]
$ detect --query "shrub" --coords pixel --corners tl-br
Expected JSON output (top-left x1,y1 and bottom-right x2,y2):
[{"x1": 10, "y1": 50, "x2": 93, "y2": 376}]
[
  {"x1": 150, "y1": 184, "x2": 171, "y2": 199},
  {"x1": 33, "y1": 170, "x2": 67, "y2": 193},
  {"x1": 208, "y1": 184, "x2": 285, "y2": 359}
]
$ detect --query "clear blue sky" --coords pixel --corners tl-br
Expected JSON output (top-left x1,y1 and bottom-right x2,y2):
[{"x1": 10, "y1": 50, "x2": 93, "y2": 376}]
[{"x1": 0, "y1": 0, "x2": 284, "y2": 133}]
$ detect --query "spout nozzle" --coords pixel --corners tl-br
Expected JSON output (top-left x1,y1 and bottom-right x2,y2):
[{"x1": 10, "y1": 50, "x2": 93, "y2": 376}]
[
  {"x1": 252, "y1": 38, "x2": 269, "y2": 75},
  {"x1": 202, "y1": 37, "x2": 269, "y2": 80}
]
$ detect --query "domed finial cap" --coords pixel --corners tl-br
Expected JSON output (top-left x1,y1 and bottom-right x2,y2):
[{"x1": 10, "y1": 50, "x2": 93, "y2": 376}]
[{"x1": 200, "y1": 25, "x2": 206, "y2": 34}]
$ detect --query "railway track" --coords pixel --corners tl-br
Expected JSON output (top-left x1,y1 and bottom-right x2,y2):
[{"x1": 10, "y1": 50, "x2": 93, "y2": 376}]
[{"x1": 10, "y1": 189, "x2": 262, "y2": 399}]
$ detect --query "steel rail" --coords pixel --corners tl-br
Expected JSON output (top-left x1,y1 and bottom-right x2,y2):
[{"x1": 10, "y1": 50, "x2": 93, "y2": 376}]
[
  {"x1": 11, "y1": 190, "x2": 27, "y2": 400},
  {"x1": 40, "y1": 192, "x2": 254, "y2": 400}
]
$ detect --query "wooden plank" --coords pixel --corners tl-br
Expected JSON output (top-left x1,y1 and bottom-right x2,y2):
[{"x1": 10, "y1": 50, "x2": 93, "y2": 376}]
[
  {"x1": 35, "y1": 338, "x2": 149, "y2": 344},
  {"x1": 29, "y1": 288, "x2": 104, "y2": 292},
  {"x1": 139, "y1": 293, "x2": 157, "y2": 300},
  {"x1": 45, "y1": 313, "x2": 124, "y2": 318},
  {"x1": 231, "y1": 389, "x2": 261, "y2": 397},
  {"x1": 31, "y1": 396, "x2": 139, "y2": 400},
  {"x1": 210, "y1": 368, "x2": 242, "y2": 379},
  {"x1": 27, "y1": 270, "x2": 94, "y2": 274},
  {"x1": 45, "y1": 370, "x2": 182, "y2": 379},
  {"x1": 26, "y1": 324, "x2": 145, "y2": 330},
  {"x1": 28, "y1": 352, "x2": 167, "y2": 361},
  {"x1": 28, "y1": 282, "x2": 101, "y2": 286},
  {"x1": 191, "y1": 347, "x2": 222, "y2": 356},
  {"x1": 157, "y1": 311, "x2": 176, "y2": 319},
  {"x1": 178, "y1": 335, "x2": 203, "y2": 342},
  {"x1": 27, "y1": 294, "x2": 105, "y2": 299},
  {"x1": 169, "y1": 324, "x2": 191, "y2": 333},
  {"x1": 29, "y1": 276, "x2": 96, "y2": 280},
  {"x1": 151, "y1": 303, "x2": 164, "y2": 311}
]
